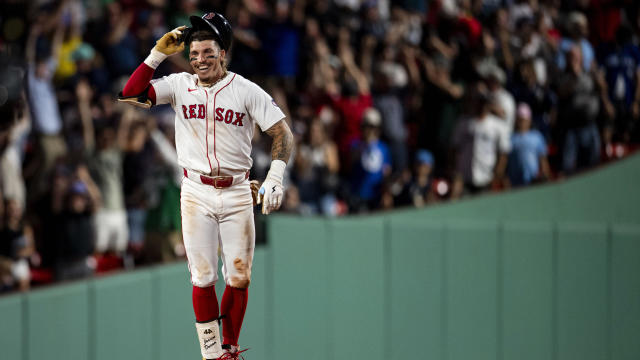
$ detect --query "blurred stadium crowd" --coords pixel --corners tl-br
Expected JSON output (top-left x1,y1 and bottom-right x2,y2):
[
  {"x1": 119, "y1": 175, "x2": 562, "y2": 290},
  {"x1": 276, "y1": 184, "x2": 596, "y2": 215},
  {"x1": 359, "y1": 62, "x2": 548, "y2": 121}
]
[{"x1": 1, "y1": 0, "x2": 639, "y2": 292}]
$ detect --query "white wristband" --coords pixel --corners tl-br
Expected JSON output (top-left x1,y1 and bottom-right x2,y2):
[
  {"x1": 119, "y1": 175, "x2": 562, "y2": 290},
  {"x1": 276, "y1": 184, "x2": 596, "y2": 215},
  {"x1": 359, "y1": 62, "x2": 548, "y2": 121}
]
[
  {"x1": 266, "y1": 159, "x2": 286, "y2": 184},
  {"x1": 144, "y1": 48, "x2": 168, "y2": 69}
]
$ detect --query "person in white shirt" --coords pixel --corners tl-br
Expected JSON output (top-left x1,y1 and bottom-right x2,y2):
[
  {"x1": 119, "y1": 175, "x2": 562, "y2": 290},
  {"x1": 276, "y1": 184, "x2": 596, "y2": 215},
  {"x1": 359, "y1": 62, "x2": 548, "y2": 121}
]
[{"x1": 451, "y1": 89, "x2": 511, "y2": 199}]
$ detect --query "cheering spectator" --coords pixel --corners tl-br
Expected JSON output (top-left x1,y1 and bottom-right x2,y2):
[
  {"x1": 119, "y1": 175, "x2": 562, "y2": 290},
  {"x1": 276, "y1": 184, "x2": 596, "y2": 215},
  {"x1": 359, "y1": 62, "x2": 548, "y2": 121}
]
[
  {"x1": 122, "y1": 115, "x2": 154, "y2": 255},
  {"x1": 510, "y1": 59, "x2": 556, "y2": 139},
  {"x1": 556, "y1": 12, "x2": 596, "y2": 72},
  {"x1": 52, "y1": 164, "x2": 101, "y2": 281},
  {"x1": 508, "y1": 103, "x2": 552, "y2": 187},
  {"x1": 78, "y1": 81, "x2": 128, "y2": 256},
  {"x1": 228, "y1": 5, "x2": 262, "y2": 77},
  {"x1": 54, "y1": 1, "x2": 83, "y2": 83},
  {"x1": 451, "y1": 88, "x2": 511, "y2": 199},
  {"x1": 25, "y1": 21, "x2": 67, "y2": 194},
  {"x1": 372, "y1": 44, "x2": 410, "y2": 173},
  {"x1": 325, "y1": 27, "x2": 373, "y2": 161},
  {"x1": 69, "y1": 43, "x2": 111, "y2": 96},
  {"x1": 100, "y1": 2, "x2": 137, "y2": 78},
  {"x1": 292, "y1": 118, "x2": 340, "y2": 214},
  {"x1": 0, "y1": 198, "x2": 34, "y2": 292},
  {"x1": 389, "y1": 148, "x2": 437, "y2": 209},
  {"x1": 419, "y1": 52, "x2": 464, "y2": 171},
  {"x1": 349, "y1": 108, "x2": 392, "y2": 212},
  {"x1": 0, "y1": 95, "x2": 29, "y2": 210},
  {"x1": 555, "y1": 45, "x2": 612, "y2": 174},
  {"x1": 598, "y1": 26, "x2": 640, "y2": 143},
  {"x1": 479, "y1": 63, "x2": 516, "y2": 136},
  {"x1": 143, "y1": 119, "x2": 185, "y2": 263}
]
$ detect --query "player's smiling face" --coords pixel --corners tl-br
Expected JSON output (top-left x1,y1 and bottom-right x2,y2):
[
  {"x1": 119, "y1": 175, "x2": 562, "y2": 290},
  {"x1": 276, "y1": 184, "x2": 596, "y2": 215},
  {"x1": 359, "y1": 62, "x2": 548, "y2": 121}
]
[{"x1": 189, "y1": 40, "x2": 226, "y2": 86}]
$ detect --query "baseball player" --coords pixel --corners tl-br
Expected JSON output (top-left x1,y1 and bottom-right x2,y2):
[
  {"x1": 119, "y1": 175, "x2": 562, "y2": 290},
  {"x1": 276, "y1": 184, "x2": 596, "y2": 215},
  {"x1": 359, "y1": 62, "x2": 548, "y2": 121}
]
[{"x1": 119, "y1": 12, "x2": 293, "y2": 360}]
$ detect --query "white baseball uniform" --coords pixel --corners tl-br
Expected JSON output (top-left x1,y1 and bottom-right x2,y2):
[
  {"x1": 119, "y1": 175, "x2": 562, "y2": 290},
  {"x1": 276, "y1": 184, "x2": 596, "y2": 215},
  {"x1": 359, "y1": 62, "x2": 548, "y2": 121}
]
[{"x1": 151, "y1": 71, "x2": 285, "y2": 287}]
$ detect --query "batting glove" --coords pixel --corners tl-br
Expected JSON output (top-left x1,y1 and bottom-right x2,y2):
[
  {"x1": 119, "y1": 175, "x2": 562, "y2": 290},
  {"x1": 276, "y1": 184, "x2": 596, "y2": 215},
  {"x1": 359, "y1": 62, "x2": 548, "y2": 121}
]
[
  {"x1": 257, "y1": 160, "x2": 286, "y2": 215},
  {"x1": 250, "y1": 180, "x2": 261, "y2": 206},
  {"x1": 155, "y1": 26, "x2": 187, "y2": 55},
  {"x1": 144, "y1": 26, "x2": 186, "y2": 69}
]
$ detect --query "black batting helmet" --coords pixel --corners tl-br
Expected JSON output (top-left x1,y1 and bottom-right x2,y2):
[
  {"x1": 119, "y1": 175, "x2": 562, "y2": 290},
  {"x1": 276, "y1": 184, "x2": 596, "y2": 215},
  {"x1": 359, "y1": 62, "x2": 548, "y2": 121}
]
[{"x1": 188, "y1": 12, "x2": 232, "y2": 51}]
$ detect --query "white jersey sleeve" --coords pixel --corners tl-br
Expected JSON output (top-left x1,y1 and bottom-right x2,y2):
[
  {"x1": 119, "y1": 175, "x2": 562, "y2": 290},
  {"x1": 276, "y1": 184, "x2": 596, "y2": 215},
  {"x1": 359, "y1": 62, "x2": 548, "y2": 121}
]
[
  {"x1": 243, "y1": 81, "x2": 286, "y2": 131},
  {"x1": 151, "y1": 73, "x2": 181, "y2": 106}
]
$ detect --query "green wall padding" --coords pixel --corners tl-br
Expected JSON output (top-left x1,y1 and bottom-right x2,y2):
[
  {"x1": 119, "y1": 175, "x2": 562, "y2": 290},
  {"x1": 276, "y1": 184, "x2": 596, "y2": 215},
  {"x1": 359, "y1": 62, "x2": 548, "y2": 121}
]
[
  {"x1": 501, "y1": 222, "x2": 553, "y2": 360},
  {"x1": 557, "y1": 223, "x2": 608, "y2": 360},
  {"x1": 329, "y1": 217, "x2": 385, "y2": 360},
  {"x1": 154, "y1": 263, "x2": 199, "y2": 360},
  {"x1": 611, "y1": 224, "x2": 640, "y2": 360},
  {"x1": 93, "y1": 271, "x2": 154, "y2": 360},
  {"x1": 445, "y1": 220, "x2": 499, "y2": 360},
  {"x1": 0, "y1": 294, "x2": 23, "y2": 360},
  {"x1": 405, "y1": 154, "x2": 640, "y2": 223},
  {"x1": 212, "y1": 246, "x2": 268, "y2": 356},
  {"x1": 270, "y1": 217, "x2": 329, "y2": 360},
  {"x1": 1, "y1": 154, "x2": 639, "y2": 360},
  {"x1": 238, "y1": 246, "x2": 268, "y2": 356},
  {"x1": 26, "y1": 283, "x2": 89, "y2": 360},
  {"x1": 389, "y1": 218, "x2": 444, "y2": 360}
]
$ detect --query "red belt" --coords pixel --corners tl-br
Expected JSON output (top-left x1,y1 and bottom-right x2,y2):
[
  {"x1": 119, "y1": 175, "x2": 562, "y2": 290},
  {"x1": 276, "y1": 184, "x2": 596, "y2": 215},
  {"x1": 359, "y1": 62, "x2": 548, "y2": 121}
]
[{"x1": 183, "y1": 168, "x2": 249, "y2": 189}]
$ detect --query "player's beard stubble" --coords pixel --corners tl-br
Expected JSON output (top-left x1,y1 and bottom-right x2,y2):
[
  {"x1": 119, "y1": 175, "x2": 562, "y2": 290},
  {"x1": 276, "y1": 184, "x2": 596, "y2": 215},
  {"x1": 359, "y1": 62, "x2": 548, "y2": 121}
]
[
  {"x1": 195, "y1": 57, "x2": 224, "y2": 85},
  {"x1": 193, "y1": 55, "x2": 226, "y2": 86},
  {"x1": 190, "y1": 41, "x2": 227, "y2": 87}
]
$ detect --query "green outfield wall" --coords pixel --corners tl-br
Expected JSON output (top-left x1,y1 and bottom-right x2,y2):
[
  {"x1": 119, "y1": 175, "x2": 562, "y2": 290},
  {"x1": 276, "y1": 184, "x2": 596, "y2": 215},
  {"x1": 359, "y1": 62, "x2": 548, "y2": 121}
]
[{"x1": 1, "y1": 155, "x2": 639, "y2": 360}]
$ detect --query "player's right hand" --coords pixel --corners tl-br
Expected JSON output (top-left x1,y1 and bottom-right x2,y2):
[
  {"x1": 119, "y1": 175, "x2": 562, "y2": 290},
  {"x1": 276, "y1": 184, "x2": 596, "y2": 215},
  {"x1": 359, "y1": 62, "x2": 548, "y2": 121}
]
[{"x1": 154, "y1": 26, "x2": 187, "y2": 56}]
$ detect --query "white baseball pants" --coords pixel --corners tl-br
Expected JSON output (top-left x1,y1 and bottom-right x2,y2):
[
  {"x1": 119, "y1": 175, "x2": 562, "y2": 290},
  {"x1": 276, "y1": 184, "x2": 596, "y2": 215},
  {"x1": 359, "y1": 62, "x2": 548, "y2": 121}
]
[{"x1": 180, "y1": 176, "x2": 255, "y2": 288}]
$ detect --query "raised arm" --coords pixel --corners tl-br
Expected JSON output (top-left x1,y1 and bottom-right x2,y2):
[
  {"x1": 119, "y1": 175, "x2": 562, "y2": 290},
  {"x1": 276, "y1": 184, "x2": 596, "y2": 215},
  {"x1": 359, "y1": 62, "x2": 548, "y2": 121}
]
[
  {"x1": 117, "y1": 107, "x2": 136, "y2": 150},
  {"x1": 338, "y1": 32, "x2": 370, "y2": 95},
  {"x1": 50, "y1": 18, "x2": 65, "y2": 60},
  {"x1": 256, "y1": 120, "x2": 294, "y2": 215},
  {"x1": 25, "y1": 24, "x2": 42, "y2": 65},
  {"x1": 76, "y1": 80, "x2": 95, "y2": 150},
  {"x1": 119, "y1": 26, "x2": 187, "y2": 107}
]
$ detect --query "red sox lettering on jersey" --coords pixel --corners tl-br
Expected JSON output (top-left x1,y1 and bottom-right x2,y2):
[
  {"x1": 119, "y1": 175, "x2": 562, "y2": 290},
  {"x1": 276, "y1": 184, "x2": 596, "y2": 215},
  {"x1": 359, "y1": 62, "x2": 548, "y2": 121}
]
[
  {"x1": 151, "y1": 71, "x2": 284, "y2": 176},
  {"x1": 182, "y1": 104, "x2": 246, "y2": 127}
]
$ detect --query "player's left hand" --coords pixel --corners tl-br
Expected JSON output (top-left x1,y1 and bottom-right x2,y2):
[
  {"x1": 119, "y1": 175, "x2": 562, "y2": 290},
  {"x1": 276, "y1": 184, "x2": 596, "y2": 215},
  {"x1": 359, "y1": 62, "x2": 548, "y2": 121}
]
[
  {"x1": 249, "y1": 180, "x2": 261, "y2": 206},
  {"x1": 257, "y1": 179, "x2": 283, "y2": 215}
]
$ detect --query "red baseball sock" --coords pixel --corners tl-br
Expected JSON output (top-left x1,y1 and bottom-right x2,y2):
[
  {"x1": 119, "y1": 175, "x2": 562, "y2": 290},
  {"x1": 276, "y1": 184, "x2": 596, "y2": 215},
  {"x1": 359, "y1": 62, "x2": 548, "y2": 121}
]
[
  {"x1": 192, "y1": 285, "x2": 219, "y2": 323},
  {"x1": 220, "y1": 285, "x2": 248, "y2": 346}
]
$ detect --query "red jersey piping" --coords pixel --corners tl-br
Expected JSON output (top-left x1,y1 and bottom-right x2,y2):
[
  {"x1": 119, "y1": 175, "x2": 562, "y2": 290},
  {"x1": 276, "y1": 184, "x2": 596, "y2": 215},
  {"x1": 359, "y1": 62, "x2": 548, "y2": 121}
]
[
  {"x1": 204, "y1": 90, "x2": 214, "y2": 175},
  {"x1": 212, "y1": 73, "x2": 236, "y2": 176}
]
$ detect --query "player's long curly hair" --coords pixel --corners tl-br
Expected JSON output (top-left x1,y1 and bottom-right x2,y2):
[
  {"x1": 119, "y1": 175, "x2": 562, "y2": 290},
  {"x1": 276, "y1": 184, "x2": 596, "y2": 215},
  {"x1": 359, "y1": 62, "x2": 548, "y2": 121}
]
[{"x1": 187, "y1": 30, "x2": 228, "y2": 71}]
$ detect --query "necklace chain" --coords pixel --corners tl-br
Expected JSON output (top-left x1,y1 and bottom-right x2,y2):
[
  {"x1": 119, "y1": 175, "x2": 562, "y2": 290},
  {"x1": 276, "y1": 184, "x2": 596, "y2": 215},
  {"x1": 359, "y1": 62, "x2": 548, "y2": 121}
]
[{"x1": 201, "y1": 70, "x2": 228, "y2": 88}]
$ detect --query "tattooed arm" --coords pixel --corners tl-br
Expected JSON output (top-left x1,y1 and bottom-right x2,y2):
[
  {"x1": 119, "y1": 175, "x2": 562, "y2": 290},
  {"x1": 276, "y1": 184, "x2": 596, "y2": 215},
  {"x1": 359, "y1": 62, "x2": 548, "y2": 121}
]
[
  {"x1": 258, "y1": 119, "x2": 294, "y2": 214},
  {"x1": 264, "y1": 119, "x2": 294, "y2": 163}
]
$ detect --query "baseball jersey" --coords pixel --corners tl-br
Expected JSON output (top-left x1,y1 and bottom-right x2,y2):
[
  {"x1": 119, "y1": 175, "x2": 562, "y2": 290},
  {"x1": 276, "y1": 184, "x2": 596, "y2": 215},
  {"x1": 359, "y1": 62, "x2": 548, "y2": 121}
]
[{"x1": 151, "y1": 71, "x2": 285, "y2": 176}]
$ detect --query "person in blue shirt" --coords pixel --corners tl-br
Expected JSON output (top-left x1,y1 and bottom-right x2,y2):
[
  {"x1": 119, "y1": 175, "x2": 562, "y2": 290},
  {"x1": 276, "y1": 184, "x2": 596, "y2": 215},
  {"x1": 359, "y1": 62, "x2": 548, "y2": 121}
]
[
  {"x1": 508, "y1": 103, "x2": 552, "y2": 187},
  {"x1": 349, "y1": 108, "x2": 392, "y2": 212},
  {"x1": 598, "y1": 26, "x2": 640, "y2": 143},
  {"x1": 556, "y1": 12, "x2": 596, "y2": 72}
]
